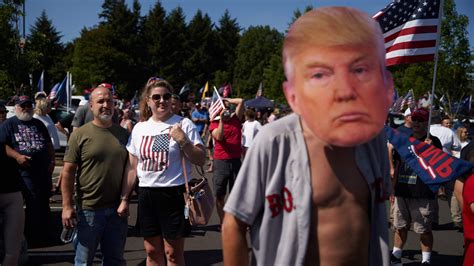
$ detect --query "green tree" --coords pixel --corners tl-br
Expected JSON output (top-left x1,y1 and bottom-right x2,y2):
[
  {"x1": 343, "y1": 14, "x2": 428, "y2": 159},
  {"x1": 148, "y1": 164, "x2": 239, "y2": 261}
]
[
  {"x1": 0, "y1": 0, "x2": 37, "y2": 98},
  {"x1": 28, "y1": 10, "x2": 64, "y2": 91},
  {"x1": 262, "y1": 52, "x2": 285, "y2": 104},
  {"x1": 142, "y1": 1, "x2": 166, "y2": 80},
  {"x1": 71, "y1": 27, "x2": 113, "y2": 91},
  {"x1": 233, "y1": 26, "x2": 283, "y2": 99},
  {"x1": 71, "y1": 0, "x2": 143, "y2": 99},
  {"x1": 160, "y1": 7, "x2": 188, "y2": 91},
  {"x1": 288, "y1": 5, "x2": 313, "y2": 27},
  {"x1": 214, "y1": 10, "x2": 240, "y2": 86},
  {"x1": 389, "y1": 0, "x2": 472, "y2": 117},
  {"x1": 436, "y1": 0, "x2": 471, "y2": 104},
  {"x1": 0, "y1": 0, "x2": 20, "y2": 98},
  {"x1": 185, "y1": 10, "x2": 217, "y2": 90}
]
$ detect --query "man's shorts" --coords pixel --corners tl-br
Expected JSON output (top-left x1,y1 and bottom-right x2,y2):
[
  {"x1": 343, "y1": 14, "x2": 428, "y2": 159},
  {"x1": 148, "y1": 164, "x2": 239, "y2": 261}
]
[
  {"x1": 393, "y1": 196, "x2": 435, "y2": 234},
  {"x1": 138, "y1": 185, "x2": 186, "y2": 239},
  {"x1": 213, "y1": 159, "x2": 242, "y2": 197}
]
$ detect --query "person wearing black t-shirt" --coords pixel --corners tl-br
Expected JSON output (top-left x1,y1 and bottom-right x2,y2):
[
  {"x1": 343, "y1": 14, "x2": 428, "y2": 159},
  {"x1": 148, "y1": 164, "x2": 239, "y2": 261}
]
[
  {"x1": 0, "y1": 130, "x2": 24, "y2": 265},
  {"x1": 391, "y1": 108, "x2": 442, "y2": 266}
]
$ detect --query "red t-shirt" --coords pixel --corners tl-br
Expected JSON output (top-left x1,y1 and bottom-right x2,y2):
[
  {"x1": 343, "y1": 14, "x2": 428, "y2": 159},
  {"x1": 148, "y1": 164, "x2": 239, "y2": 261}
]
[
  {"x1": 463, "y1": 175, "x2": 474, "y2": 266},
  {"x1": 210, "y1": 115, "x2": 242, "y2": 160},
  {"x1": 463, "y1": 175, "x2": 474, "y2": 241}
]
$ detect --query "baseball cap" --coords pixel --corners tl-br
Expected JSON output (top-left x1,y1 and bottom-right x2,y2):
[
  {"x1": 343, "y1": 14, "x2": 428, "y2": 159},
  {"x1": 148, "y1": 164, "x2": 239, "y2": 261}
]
[
  {"x1": 34, "y1": 91, "x2": 47, "y2": 99},
  {"x1": 15, "y1": 95, "x2": 33, "y2": 106},
  {"x1": 97, "y1": 83, "x2": 113, "y2": 89},
  {"x1": 411, "y1": 108, "x2": 429, "y2": 122}
]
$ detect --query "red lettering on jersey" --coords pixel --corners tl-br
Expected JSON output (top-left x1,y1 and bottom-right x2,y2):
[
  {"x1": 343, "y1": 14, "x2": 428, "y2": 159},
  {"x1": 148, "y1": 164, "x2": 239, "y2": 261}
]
[
  {"x1": 266, "y1": 187, "x2": 294, "y2": 218},
  {"x1": 266, "y1": 194, "x2": 282, "y2": 217},
  {"x1": 282, "y1": 187, "x2": 293, "y2": 212}
]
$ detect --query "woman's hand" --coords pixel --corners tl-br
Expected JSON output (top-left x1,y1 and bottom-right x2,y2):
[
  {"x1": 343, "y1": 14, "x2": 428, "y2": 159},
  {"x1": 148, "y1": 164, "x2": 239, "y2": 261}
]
[{"x1": 170, "y1": 123, "x2": 188, "y2": 147}]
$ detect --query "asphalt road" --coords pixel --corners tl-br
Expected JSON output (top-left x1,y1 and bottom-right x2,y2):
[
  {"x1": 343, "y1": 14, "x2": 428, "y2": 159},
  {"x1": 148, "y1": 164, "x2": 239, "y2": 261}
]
[{"x1": 23, "y1": 165, "x2": 465, "y2": 266}]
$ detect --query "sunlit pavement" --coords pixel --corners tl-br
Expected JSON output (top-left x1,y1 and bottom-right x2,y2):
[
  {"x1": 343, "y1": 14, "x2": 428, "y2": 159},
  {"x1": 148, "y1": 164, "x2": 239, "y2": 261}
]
[{"x1": 25, "y1": 164, "x2": 464, "y2": 265}]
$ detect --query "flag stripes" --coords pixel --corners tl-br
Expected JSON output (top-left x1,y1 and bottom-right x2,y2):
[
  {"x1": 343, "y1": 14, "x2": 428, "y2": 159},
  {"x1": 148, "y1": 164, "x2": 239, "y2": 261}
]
[{"x1": 374, "y1": 0, "x2": 441, "y2": 66}]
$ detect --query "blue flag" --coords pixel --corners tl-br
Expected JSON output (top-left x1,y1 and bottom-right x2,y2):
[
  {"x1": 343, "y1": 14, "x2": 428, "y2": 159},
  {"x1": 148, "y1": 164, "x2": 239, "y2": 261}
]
[
  {"x1": 37, "y1": 71, "x2": 44, "y2": 92},
  {"x1": 385, "y1": 125, "x2": 474, "y2": 192},
  {"x1": 54, "y1": 76, "x2": 68, "y2": 105}
]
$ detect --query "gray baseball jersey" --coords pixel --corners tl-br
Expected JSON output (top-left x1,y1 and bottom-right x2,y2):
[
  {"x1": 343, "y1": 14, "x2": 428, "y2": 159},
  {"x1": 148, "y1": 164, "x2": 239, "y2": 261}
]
[{"x1": 224, "y1": 113, "x2": 391, "y2": 265}]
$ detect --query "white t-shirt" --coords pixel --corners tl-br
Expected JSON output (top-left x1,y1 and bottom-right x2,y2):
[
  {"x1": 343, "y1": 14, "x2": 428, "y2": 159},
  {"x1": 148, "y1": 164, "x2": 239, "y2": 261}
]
[
  {"x1": 429, "y1": 124, "x2": 461, "y2": 154},
  {"x1": 242, "y1": 120, "x2": 262, "y2": 148},
  {"x1": 127, "y1": 115, "x2": 203, "y2": 187},
  {"x1": 33, "y1": 114, "x2": 60, "y2": 150}
]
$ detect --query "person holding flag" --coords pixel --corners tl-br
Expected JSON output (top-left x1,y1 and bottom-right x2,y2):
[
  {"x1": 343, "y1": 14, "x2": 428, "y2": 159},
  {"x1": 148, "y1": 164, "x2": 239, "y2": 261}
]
[
  {"x1": 390, "y1": 108, "x2": 442, "y2": 266},
  {"x1": 209, "y1": 89, "x2": 244, "y2": 225}
]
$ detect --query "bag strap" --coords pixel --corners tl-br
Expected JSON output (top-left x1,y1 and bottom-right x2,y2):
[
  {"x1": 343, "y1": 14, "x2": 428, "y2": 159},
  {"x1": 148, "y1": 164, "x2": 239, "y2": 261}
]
[{"x1": 181, "y1": 150, "x2": 191, "y2": 199}]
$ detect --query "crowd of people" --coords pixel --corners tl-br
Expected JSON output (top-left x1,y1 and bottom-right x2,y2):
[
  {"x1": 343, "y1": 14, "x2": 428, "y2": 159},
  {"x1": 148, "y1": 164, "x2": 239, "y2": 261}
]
[{"x1": 0, "y1": 5, "x2": 473, "y2": 266}]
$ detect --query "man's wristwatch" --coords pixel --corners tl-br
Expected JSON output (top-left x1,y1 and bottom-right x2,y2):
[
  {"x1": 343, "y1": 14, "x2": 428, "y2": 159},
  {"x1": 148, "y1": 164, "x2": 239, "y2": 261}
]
[{"x1": 120, "y1": 195, "x2": 128, "y2": 202}]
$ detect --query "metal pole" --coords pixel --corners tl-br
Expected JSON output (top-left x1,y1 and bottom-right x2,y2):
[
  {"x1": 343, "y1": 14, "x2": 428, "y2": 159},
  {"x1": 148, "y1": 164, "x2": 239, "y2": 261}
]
[
  {"x1": 426, "y1": 0, "x2": 444, "y2": 139},
  {"x1": 22, "y1": 0, "x2": 25, "y2": 39}
]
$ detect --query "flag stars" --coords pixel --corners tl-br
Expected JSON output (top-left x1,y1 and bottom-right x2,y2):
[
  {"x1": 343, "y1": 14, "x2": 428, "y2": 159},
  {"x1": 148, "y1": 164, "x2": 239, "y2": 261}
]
[{"x1": 423, "y1": 1, "x2": 428, "y2": 6}]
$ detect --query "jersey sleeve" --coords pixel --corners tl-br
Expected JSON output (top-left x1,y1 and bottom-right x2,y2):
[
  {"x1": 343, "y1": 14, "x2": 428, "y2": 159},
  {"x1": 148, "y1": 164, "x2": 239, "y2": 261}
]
[{"x1": 224, "y1": 130, "x2": 268, "y2": 225}]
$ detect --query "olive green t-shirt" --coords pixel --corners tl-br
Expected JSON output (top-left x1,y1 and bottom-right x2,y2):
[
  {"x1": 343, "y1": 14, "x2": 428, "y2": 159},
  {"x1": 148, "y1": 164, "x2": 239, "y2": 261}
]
[{"x1": 64, "y1": 122, "x2": 129, "y2": 210}]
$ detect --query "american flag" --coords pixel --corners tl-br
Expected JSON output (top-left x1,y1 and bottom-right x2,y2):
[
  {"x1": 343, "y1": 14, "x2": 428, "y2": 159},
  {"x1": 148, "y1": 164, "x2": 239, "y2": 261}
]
[
  {"x1": 209, "y1": 87, "x2": 225, "y2": 121},
  {"x1": 373, "y1": 0, "x2": 441, "y2": 66},
  {"x1": 401, "y1": 89, "x2": 416, "y2": 110},
  {"x1": 48, "y1": 83, "x2": 60, "y2": 100},
  {"x1": 390, "y1": 96, "x2": 405, "y2": 114},
  {"x1": 140, "y1": 134, "x2": 170, "y2": 171}
]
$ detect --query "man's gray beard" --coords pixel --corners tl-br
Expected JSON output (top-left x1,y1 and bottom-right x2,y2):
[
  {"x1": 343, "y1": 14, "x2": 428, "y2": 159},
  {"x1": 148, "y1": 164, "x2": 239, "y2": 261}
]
[
  {"x1": 97, "y1": 114, "x2": 112, "y2": 123},
  {"x1": 16, "y1": 111, "x2": 33, "y2": 121}
]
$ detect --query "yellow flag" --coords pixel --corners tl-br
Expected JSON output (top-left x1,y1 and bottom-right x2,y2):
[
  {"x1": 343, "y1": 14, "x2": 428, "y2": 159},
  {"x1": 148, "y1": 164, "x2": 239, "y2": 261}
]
[{"x1": 201, "y1": 81, "x2": 209, "y2": 99}]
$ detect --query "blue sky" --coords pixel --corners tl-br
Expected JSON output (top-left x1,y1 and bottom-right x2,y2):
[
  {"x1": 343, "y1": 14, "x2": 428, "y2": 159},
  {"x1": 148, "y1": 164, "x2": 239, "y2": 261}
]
[{"x1": 25, "y1": 0, "x2": 473, "y2": 48}]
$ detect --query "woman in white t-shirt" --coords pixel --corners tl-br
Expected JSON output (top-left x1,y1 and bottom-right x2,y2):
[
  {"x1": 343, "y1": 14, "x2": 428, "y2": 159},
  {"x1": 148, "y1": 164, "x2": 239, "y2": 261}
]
[
  {"x1": 242, "y1": 109, "x2": 262, "y2": 158},
  {"x1": 117, "y1": 78, "x2": 205, "y2": 265}
]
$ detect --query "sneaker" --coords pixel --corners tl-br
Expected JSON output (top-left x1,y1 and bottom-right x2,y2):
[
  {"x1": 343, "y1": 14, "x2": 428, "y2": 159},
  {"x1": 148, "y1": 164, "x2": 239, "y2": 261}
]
[
  {"x1": 421, "y1": 261, "x2": 430, "y2": 265},
  {"x1": 390, "y1": 253, "x2": 402, "y2": 266}
]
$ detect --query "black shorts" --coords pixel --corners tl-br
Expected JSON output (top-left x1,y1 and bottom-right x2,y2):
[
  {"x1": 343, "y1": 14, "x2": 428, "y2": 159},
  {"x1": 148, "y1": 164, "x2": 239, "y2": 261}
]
[
  {"x1": 138, "y1": 185, "x2": 186, "y2": 239},
  {"x1": 213, "y1": 159, "x2": 241, "y2": 197}
]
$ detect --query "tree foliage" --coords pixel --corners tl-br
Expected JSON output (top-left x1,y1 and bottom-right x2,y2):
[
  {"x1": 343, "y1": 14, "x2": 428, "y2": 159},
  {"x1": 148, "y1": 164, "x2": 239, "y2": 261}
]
[
  {"x1": 389, "y1": 0, "x2": 472, "y2": 117},
  {"x1": 0, "y1": 0, "x2": 471, "y2": 111},
  {"x1": 28, "y1": 10, "x2": 64, "y2": 91},
  {"x1": 233, "y1": 26, "x2": 283, "y2": 99}
]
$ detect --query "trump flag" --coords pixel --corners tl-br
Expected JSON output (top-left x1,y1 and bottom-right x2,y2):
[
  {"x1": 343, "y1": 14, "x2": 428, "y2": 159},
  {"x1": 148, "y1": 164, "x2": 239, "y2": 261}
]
[{"x1": 385, "y1": 125, "x2": 474, "y2": 192}]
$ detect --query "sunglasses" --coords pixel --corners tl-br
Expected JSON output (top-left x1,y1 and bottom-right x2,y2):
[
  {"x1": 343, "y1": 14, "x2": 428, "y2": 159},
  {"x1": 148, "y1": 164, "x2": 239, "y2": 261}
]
[
  {"x1": 20, "y1": 103, "x2": 33, "y2": 109},
  {"x1": 149, "y1": 93, "x2": 172, "y2": 102},
  {"x1": 412, "y1": 118, "x2": 427, "y2": 123}
]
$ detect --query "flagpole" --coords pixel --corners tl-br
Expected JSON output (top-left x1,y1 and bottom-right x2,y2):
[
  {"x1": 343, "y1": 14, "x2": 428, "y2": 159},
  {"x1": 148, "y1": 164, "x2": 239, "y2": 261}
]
[
  {"x1": 213, "y1": 86, "x2": 225, "y2": 109},
  {"x1": 426, "y1": 0, "x2": 444, "y2": 139}
]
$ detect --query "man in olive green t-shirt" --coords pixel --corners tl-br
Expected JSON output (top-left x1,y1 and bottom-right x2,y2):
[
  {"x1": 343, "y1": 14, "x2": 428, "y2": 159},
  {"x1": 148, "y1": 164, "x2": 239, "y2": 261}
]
[{"x1": 61, "y1": 86, "x2": 129, "y2": 265}]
